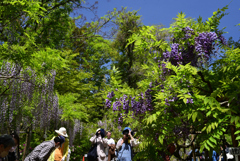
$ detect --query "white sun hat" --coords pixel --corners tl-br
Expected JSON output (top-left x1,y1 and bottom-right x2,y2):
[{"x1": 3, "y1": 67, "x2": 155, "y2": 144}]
[
  {"x1": 96, "y1": 128, "x2": 101, "y2": 133},
  {"x1": 55, "y1": 127, "x2": 68, "y2": 137}
]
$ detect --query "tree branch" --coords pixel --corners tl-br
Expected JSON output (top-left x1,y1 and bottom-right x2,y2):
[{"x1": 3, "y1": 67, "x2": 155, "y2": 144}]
[
  {"x1": 47, "y1": 0, "x2": 73, "y2": 12},
  {"x1": 193, "y1": 86, "x2": 211, "y2": 94},
  {"x1": 197, "y1": 71, "x2": 213, "y2": 93}
]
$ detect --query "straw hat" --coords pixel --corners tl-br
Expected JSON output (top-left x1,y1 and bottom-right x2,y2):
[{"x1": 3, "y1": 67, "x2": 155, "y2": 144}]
[{"x1": 55, "y1": 127, "x2": 68, "y2": 137}]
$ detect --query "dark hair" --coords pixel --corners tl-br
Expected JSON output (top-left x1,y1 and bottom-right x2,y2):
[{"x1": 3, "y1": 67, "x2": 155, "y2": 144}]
[
  {"x1": 100, "y1": 129, "x2": 106, "y2": 138},
  {"x1": 54, "y1": 136, "x2": 60, "y2": 143},
  {"x1": 54, "y1": 136, "x2": 64, "y2": 145},
  {"x1": 123, "y1": 130, "x2": 129, "y2": 136},
  {"x1": 0, "y1": 134, "x2": 15, "y2": 148}
]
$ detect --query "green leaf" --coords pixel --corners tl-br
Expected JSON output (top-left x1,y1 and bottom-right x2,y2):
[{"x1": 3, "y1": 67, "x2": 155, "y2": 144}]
[
  {"x1": 207, "y1": 125, "x2": 211, "y2": 133},
  {"x1": 236, "y1": 66, "x2": 240, "y2": 71},
  {"x1": 192, "y1": 112, "x2": 198, "y2": 122},
  {"x1": 235, "y1": 116, "x2": 240, "y2": 124},
  {"x1": 234, "y1": 130, "x2": 240, "y2": 135},
  {"x1": 204, "y1": 143, "x2": 210, "y2": 151},
  {"x1": 236, "y1": 136, "x2": 240, "y2": 140},
  {"x1": 206, "y1": 111, "x2": 211, "y2": 117},
  {"x1": 159, "y1": 136, "x2": 163, "y2": 144},
  {"x1": 213, "y1": 134, "x2": 220, "y2": 140},
  {"x1": 209, "y1": 137, "x2": 217, "y2": 145},
  {"x1": 201, "y1": 126, "x2": 206, "y2": 132},
  {"x1": 207, "y1": 140, "x2": 214, "y2": 148}
]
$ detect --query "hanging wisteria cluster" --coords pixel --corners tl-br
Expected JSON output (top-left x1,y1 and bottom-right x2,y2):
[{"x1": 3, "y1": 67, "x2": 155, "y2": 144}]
[
  {"x1": 106, "y1": 87, "x2": 153, "y2": 126},
  {"x1": 167, "y1": 27, "x2": 227, "y2": 67},
  {"x1": 68, "y1": 120, "x2": 81, "y2": 146},
  {"x1": 0, "y1": 62, "x2": 59, "y2": 133}
]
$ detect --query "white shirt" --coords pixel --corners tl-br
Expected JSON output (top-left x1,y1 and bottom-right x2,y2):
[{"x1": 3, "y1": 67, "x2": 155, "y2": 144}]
[
  {"x1": 107, "y1": 138, "x2": 115, "y2": 145},
  {"x1": 66, "y1": 148, "x2": 71, "y2": 161},
  {"x1": 105, "y1": 138, "x2": 115, "y2": 155}
]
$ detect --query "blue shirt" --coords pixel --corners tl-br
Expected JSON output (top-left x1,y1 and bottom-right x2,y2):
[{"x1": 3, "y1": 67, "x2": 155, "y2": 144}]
[
  {"x1": 117, "y1": 143, "x2": 132, "y2": 161},
  {"x1": 212, "y1": 150, "x2": 219, "y2": 161}
]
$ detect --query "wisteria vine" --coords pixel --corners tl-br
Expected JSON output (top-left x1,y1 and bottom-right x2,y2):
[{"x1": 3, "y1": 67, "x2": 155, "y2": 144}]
[
  {"x1": 0, "y1": 62, "x2": 61, "y2": 134},
  {"x1": 105, "y1": 27, "x2": 227, "y2": 143}
]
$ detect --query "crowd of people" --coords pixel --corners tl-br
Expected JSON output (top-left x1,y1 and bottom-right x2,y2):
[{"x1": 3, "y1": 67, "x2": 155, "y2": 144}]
[
  {"x1": 0, "y1": 127, "x2": 70, "y2": 161},
  {"x1": 0, "y1": 127, "x2": 237, "y2": 161},
  {"x1": 89, "y1": 127, "x2": 139, "y2": 161},
  {"x1": 186, "y1": 144, "x2": 235, "y2": 161},
  {"x1": 0, "y1": 126, "x2": 140, "y2": 161}
]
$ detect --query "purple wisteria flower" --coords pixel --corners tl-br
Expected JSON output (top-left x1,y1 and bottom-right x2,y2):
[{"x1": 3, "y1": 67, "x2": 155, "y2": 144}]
[
  {"x1": 122, "y1": 95, "x2": 129, "y2": 110},
  {"x1": 105, "y1": 99, "x2": 111, "y2": 108},
  {"x1": 113, "y1": 101, "x2": 122, "y2": 111},
  {"x1": 165, "y1": 103, "x2": 170, "y2": 106},
  {"x1": 182, "y1": 27, "x2": 194, "y2": 39},
  {"x1": 118, "y1": 114, "x2": 123, "y2": 125},
  {"x1": 107, "y1": 91, "x2": 115, "y2": 98},
  {"x1": 186, "y1": 98, "x2": 193, "y2": 104},
  {"x1": 117, "y1": 126, "x2": 122, "y2": 131}
]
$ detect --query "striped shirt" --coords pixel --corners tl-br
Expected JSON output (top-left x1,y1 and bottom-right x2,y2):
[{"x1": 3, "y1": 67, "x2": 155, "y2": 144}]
[{"x1": 24, "y1": 140, "x2": 55, "y2": 161}]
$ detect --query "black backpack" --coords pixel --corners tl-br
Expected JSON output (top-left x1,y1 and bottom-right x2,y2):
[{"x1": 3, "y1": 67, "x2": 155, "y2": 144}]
[{"x1": 87, "y1": 139, "x2": 98, "y2": 161}]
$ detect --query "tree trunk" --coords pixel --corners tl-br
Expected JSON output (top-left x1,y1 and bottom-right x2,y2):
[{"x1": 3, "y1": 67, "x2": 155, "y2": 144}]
[
  {"x1": 22, "y1": 129, "x2": 29, "y2": 161},
  {"x1": 230, "y1": 124, "x2": 240, "y2": 160},
  {"x1": 222, "y1": 137, "x2": 227, "y2": 161},
  {"x1": 230, "y1": 124, "x2": 238, "y2": 146},
  {"x1": 184, "y1": 139, "x2": 186, "y2": 160},
  {"x1": 191, "y1": 134, "x2": 196, "y2": 161},
  {"x1": 204, "y1": 150, "x2": 209, "y2": 161},
  {"x1": 26, "y1": 125, "x2": 32, "y2": 156}
]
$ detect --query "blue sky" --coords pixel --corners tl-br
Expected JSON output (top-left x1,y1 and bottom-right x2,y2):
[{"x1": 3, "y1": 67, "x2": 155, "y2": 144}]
[{"x1": 80, "y1": 0, "x2": 240, "y2": 41}]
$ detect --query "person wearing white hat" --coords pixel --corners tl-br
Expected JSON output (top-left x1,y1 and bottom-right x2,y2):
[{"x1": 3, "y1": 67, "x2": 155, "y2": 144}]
[
  {"x1": 48, "y1": 127, "x2": 69, "y2": 161},
  {"x1": 55, "y1": 128, "x2": 68, "y2": 138}
]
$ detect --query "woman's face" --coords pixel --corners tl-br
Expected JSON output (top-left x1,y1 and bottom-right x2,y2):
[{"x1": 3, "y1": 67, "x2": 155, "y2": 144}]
[{"x1": 123, "y1": 134, "x2": 129, "y2": 140}]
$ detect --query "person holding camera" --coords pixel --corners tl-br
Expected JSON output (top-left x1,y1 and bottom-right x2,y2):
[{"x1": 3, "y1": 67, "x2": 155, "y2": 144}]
[
  {"x1": 116, "y1": 127, "x2": 139, "y2": 161},
  {"x1": 90, "y1": 128, "x2": 108, "y2": 161}
]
